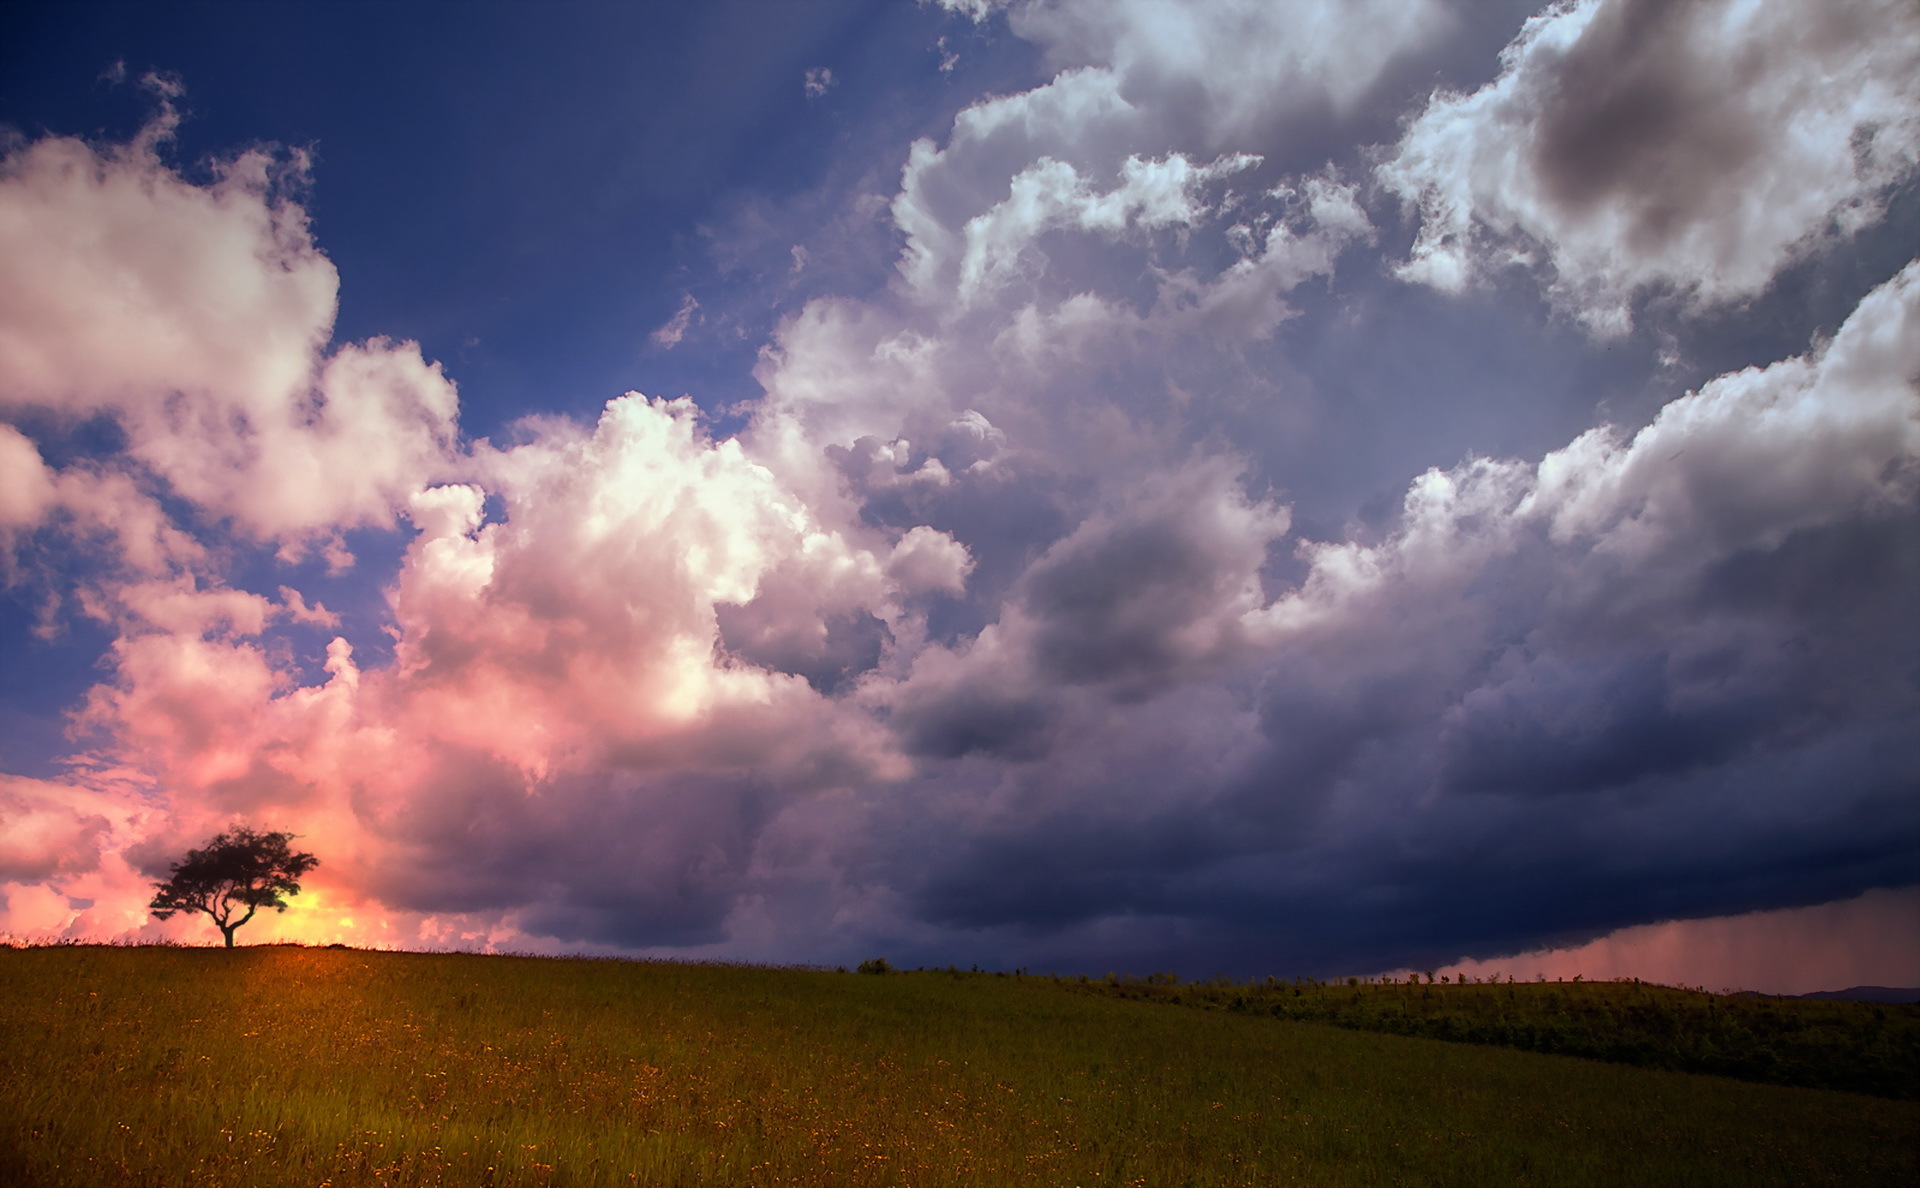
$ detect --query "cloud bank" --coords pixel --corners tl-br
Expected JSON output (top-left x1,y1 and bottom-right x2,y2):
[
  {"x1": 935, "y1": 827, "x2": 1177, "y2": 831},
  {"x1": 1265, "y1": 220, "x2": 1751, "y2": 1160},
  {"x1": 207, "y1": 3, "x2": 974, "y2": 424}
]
[{"x1": 2, "y1": 2, "x2": 1917, "y2": 985}]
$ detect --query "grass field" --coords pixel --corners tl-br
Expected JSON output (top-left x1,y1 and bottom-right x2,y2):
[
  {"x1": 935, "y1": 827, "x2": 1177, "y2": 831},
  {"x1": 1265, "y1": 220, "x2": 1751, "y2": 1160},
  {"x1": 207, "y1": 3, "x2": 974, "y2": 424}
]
[{"x1": 2, "y1": 946, "x2": 1916, "y2": 1187}]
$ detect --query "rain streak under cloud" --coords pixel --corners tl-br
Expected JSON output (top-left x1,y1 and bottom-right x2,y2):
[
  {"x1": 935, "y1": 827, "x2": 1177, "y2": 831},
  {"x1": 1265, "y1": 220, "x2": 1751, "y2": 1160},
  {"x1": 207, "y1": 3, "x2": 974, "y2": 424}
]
[{"x1": 2, "y1": 0, "x2": 1919, "y2": 993}]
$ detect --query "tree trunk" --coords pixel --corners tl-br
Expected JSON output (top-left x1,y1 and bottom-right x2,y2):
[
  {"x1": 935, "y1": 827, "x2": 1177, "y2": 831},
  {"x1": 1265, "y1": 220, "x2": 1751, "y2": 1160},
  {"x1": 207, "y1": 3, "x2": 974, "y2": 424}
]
[{"x1": 220, "y1": 924, "x2": 237, "y2": 948}]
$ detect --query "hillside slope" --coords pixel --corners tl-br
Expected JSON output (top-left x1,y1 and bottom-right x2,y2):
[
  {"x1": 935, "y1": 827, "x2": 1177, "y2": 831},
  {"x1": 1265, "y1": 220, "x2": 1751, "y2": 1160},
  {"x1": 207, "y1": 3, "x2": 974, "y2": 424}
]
[{"x1": 1048, "y1": 971, "x2": 1920, "y2": 1098}]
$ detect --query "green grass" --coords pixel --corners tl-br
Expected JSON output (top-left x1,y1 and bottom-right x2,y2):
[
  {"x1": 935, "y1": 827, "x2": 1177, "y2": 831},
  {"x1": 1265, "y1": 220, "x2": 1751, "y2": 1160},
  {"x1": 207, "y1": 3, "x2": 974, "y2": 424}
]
[
  {"x1": 1053, "y1": 971, "x2": 1920, "y2": 1099},
  {"x1": 1, "y1": 947, "x2": 1915, "y2": 1187}
]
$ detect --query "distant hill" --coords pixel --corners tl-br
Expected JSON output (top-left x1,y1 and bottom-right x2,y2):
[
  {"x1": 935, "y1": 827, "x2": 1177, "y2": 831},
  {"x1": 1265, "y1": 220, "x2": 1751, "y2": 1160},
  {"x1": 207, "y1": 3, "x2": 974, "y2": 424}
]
[
  {"x1": 1058, "y1": 972, "x2": 1920, "y2": 1098},
  {"x1": 1798, "y1": 986, "x2": 1920, "y2": 1004}
]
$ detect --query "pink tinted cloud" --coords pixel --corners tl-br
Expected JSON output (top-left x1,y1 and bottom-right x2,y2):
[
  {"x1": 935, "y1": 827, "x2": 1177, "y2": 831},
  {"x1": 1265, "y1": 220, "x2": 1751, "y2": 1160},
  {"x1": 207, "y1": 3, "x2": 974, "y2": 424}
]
[{"x1": 0, "y1": 121, "x2": 932, "y2": 946}]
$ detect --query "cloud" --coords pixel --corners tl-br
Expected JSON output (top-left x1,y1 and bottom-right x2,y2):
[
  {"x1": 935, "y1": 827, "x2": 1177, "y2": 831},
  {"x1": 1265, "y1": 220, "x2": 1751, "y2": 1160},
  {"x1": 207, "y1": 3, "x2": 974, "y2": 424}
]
[
  {"x1": 0, "y1": 776, "x2": 112, "y2": 883},
  {"x1": 821, "y1": 252, "x2": 1920, "y2": 972},
  {"x1": 0, "y1": 107, "x2": 460, "y2": 540},
  {"x1": 0, "y1": 424, "x2": 54, "y2": 530},
  {"x1": 803, "y1": 66, "x2": 836, "y2": 99},
  {"x1": 946, "y1": 150, "x2": 1259, "y2": 307},
  {"x1": 393, "y1": 395, "x2": 912, "y2": 775},
  {"x1": 891, "y1": 81, "x2": 1370, "y2": 323},
  {"x1": 36, "y1": 392, "x2": 930, "y2": 947},
  {"x1": 1379, "y1": 0, "x2": 1920, "y2": 332},
  {"x1": 948, "y1": 0, "x2": 1450, "y2": 144},
  {"x1": 1018, "y1": 459, "x2": 1287, "y2": 693},
  {"x1": 651, "y1": 293, "x2": 701, "y2": 347},
  {"x1": 936, "y1": 0, "x2": 1011, "y2": 20},
  {"x1": 897, "y1": 0, "x2": 1415, "y2": 329},
  {"x1": 881, "y1": 458, "x2": 1289, "y2": 760},
  {"x1": 887, "y1": 525, "x2": 974, "y2": 598}
]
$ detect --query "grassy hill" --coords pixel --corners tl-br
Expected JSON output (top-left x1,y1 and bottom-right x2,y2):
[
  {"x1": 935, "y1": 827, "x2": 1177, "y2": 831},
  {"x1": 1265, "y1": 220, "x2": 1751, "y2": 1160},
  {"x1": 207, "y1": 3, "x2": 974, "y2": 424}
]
[
  {"x1": 2, "y1": 946, "x2": 1915, "y2": 1187},
  {"x1": 1052, "y1": 970, "x2": 1920, "y2": 1099}
]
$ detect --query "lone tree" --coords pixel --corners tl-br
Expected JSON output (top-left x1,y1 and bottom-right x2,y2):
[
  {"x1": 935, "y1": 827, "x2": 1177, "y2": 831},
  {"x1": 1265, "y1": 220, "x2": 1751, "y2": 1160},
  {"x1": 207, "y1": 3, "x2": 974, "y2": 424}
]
[{"x1": 149, "y1": 828, "x2": 319, "y2": 948}]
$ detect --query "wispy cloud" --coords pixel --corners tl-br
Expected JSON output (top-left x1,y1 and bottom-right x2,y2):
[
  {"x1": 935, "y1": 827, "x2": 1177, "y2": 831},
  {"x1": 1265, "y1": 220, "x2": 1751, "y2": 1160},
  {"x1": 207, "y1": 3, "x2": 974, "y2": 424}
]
[{"x1": 651, "y1": 293, "x2": 701, "y2": 348}]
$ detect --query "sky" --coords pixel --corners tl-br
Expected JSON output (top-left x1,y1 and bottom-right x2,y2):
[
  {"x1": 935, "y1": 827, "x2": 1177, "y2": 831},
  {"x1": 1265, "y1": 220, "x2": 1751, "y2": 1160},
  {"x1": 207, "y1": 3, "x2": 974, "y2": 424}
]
[{"x1": 2, "y1": 0, "x2": 1918, "y2": 994}]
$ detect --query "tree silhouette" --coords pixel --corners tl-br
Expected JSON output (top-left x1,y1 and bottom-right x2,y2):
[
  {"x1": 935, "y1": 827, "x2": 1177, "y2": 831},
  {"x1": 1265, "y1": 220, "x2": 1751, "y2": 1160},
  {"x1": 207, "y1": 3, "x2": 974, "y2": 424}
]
[{"x1": 149, "y1": 828, "x2": 319, "y2": 947}]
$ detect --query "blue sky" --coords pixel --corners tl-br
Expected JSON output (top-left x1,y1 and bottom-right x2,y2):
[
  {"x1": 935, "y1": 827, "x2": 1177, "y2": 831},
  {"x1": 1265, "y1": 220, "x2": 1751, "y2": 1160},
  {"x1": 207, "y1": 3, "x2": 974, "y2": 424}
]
[
  {"x1": 1, "y1": 0, "x2": 1917, "y2": 990},
  {"x1": 5, "y1": 2, "x2": 970, "y2": 430}
]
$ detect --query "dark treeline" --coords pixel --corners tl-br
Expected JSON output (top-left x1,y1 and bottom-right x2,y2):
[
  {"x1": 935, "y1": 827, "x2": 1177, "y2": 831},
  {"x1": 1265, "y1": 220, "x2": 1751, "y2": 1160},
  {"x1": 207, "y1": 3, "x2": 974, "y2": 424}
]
[{"x1": 886, "y1": 966, "x2": 1919, "y2": 1100}]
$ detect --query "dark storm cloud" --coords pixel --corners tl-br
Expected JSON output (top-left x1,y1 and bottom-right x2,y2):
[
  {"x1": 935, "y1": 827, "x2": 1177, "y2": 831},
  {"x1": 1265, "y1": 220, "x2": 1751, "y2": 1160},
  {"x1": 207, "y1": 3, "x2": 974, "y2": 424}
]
[
  {"x1": 880, "y1": 491, "x2": 1920, "y2": 974},
  {"x1": 890, "y1": 676, "x2": 1057, "y2": 761},
  {"x1": 365, "y1": 759, "x2": 779, "y2": 949},
  {"x1": 912, "y1": 808, "x2": 1231, "y2": 930},
  {"x1": 718, "y1": 606, "x2": 890, "y2": 696},
  {"x1": 1021, "y1": 495, "x2": 1273, "y2": 693},
  {"x1": 1436, "y1": 651, "x2": 1775, "y2": 798},
  {"x1": 1024, "y1": 520, "x2": 1220, "y2": 685},
  {"x1": 861, "y1": 237, "x2": 1920, "y2": 971}
]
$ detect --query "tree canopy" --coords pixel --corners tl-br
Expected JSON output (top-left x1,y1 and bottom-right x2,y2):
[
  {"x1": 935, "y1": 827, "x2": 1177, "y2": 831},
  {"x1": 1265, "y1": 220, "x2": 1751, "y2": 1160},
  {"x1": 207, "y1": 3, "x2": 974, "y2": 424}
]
[{"x1": 149, "y1": 828, "x2": 319, "y2": 947}]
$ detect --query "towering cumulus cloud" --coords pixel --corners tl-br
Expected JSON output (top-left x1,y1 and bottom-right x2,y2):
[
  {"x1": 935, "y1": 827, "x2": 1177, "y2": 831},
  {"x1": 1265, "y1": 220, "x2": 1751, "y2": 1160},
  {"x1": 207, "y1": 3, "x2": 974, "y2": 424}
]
[{"x1": 1, "y1": 3, "x2": 1917, "y2": 985}]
